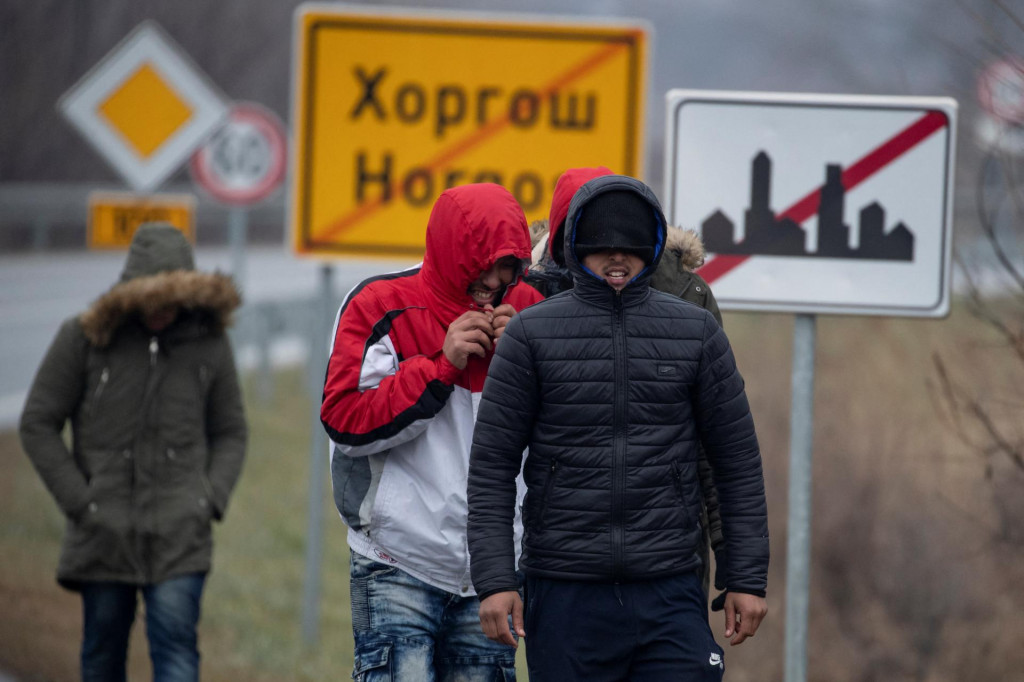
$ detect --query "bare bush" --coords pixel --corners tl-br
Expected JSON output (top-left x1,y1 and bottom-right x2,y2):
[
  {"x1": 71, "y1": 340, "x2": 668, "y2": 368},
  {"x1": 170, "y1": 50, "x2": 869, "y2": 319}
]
[{"x1": 932, "y1": 1, "x2": 1024, "y2": 543}]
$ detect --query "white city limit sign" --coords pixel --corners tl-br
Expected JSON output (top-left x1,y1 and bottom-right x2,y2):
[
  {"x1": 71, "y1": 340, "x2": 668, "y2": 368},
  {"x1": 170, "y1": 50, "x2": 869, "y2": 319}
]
[{"x1": 665, "y1": 90, "x2": 958, "y2": 317}]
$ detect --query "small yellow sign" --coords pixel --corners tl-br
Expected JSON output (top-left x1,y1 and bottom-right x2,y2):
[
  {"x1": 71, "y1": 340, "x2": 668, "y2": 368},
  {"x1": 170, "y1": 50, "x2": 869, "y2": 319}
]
[
  {"x1": 88, "y1": 192, "x2": 195, "y2": 249},
  {"x1": 291, "y1": 8, "x2": 647, "y2": 257}
]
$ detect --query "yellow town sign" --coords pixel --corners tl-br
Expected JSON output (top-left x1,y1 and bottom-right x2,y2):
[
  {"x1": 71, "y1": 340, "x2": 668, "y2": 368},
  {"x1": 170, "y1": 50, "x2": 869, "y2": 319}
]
[{"x1": 291, "y1": 7, "x2": 648, "y2": 257}]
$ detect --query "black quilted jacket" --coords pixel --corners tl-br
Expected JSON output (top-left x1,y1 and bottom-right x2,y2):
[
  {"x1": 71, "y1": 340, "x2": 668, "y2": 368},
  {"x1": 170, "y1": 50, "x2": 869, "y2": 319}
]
[{"x1": 467, "y1": 175, "x2": 768, "y2": 599}]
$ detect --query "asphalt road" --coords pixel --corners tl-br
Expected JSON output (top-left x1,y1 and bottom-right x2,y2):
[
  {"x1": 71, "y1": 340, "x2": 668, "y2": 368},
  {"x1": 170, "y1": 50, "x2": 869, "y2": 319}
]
[{"x1": 0, "y1": 246, "x2": 415, "y2": 429}]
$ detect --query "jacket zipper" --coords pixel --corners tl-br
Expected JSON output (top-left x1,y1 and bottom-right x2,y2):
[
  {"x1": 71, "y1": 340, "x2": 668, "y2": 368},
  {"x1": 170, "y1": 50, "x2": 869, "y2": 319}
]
[
  {"x1": 94, "y1": 368, "x2": 109, "y2": 401},
  {"x1": 138, "y1": 335, "x2": 160, "y2": 583},
  {"x1": 611, "y1": 290, "x2": 626, "y2": 577},
  {"x1": 88, "y1": 367, "x2": 110, "y2": 418}
]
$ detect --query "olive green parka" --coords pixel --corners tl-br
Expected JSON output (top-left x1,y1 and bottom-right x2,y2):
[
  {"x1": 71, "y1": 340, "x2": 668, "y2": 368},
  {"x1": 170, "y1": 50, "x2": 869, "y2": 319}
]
[{"x1": 19, "y1": 224, "x2": 247, "y2": 590}]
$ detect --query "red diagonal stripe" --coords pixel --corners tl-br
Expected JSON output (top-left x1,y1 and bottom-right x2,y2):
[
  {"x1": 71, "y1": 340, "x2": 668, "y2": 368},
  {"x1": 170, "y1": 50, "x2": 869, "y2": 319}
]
[{"x1": 697, "y1": 109, "x2": 949, "y2": 284}]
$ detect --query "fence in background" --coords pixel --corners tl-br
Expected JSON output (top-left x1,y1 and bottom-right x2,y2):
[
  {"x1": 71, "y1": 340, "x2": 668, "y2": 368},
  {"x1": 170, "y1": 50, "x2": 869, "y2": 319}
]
[{"x1": 0, "y1": 182, "x2": 287, "y2": 250}]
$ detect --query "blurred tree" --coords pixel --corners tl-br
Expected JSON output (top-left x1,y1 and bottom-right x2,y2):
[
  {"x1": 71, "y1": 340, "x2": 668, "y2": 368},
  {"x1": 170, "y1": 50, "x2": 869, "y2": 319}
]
[{"x1": 933, "y1": 0, "x2": 1023, "y2": 545}]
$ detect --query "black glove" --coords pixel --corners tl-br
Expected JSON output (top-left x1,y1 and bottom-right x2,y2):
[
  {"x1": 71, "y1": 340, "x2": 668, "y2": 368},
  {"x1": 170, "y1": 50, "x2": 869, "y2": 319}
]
[{"x1": 710, "y1": 590, "x2": 728, "y2": 612}]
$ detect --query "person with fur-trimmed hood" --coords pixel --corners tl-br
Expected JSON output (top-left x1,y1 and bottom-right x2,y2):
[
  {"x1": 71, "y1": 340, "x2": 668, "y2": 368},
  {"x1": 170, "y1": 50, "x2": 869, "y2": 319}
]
[
  {"x1": 20, "y1": 222, "x2": 247, "y2": 682},
  {"x1": 525, "y1": 166, "x2": 729, "y2": 608}
]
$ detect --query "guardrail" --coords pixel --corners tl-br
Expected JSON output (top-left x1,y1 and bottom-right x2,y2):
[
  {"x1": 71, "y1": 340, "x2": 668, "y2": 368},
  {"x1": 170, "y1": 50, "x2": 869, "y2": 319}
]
[{"x1": 0, "y1": 182, "x2": 288, "y2": 250}]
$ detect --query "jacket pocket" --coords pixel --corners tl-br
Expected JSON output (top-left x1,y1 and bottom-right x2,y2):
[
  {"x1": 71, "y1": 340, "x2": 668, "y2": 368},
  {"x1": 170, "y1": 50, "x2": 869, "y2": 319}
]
[
  {"x1": 537, "y1": 460, "x2": 559, "y2": 529},
  {"x1": 158, "y1": 361, "x2": 207, "y2": 445},
  {"x1": 61, "y1": 492, "x2": 136, "y2": 579},
  {"x1": 671, "y1": 461, "x2": 696, "y2": 531},
  {"x1": 161, "y1": 440, "x2": 203, "y2": 473}
]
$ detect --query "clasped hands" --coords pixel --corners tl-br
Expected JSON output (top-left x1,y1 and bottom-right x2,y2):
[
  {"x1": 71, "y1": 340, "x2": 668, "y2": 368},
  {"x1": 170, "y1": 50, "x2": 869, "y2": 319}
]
[{"x1": 443, "y1": 304, "x2": 515, "y2": 370}]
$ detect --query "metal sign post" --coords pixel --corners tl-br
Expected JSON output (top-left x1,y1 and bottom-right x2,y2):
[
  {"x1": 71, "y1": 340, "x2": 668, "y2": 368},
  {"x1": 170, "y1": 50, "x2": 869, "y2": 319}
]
[
  {"x1": 228, "y1": 206, "x2": 248, "y2": 292},
  {"x1": 784, "y1": 314, "x2": 816, "y2": 682},
  {"x1": 302, "y1": 264, "x2": 334, "y2": 644}
]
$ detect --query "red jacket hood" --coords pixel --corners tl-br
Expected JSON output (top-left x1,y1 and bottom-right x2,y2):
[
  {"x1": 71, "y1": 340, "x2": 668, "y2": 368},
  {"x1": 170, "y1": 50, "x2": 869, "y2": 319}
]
[
  {"x1": 421, "y1": 183, "x2": 533, "y2": 325},
  {"x1": 548, "y1": 166, "x2": 613, "y2": 264}
]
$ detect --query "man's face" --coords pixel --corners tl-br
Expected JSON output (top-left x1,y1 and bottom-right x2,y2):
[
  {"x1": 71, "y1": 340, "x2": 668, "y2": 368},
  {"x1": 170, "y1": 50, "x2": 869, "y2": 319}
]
[
  {"x1": 143, "y1": 305, "x2": 178, "y2": 333},
  {"x1": 582, "y1": 249, "x2": 645, "y2": 291},
  {"x1": 467, "y1": 256, "x2": 520, "y2": 307}
]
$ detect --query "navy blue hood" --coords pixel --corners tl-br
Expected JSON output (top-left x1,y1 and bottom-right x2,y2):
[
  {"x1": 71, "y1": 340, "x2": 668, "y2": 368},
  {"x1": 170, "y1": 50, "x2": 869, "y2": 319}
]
[{"x1": 563, "y1": 175, "x2": 667, "y2": 304}]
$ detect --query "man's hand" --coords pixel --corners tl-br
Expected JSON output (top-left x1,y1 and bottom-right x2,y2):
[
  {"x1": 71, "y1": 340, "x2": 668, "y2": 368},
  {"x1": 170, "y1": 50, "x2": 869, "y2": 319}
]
[
  {"x1": 487, "y1": 304, "x2": 517, "y2": 342},
  {"x1": 478, "y1": 591, "x2": 525, "y2": 648},
  {"x1": 443, "y1": 311, "x2": 495, "y2": 369},
  {"x1": 723, "y1": 592, "x2": 767, "y2": 646}
]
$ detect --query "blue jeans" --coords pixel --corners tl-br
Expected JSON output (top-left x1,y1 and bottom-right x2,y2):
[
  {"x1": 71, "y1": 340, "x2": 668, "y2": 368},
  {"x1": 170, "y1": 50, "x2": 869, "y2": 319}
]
[
  {"x1": 80, "y1": 572, "x2": 206, "y2": 682},
  {"x1": 523, "y1": 571, "x2": 725, "y2": 681},
  {"x1": 349, "y1": 553, "x2": 517, "y2": 681}
]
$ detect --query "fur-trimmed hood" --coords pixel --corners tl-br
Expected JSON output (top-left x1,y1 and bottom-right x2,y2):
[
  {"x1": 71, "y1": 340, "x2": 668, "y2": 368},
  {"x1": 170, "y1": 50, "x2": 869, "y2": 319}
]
[
  {"x1": 530, "y1": 219, "x2": 706, "y2": 271},
  {"x1": 79, "y1": 270, "x2": 241, "y2": 348}
]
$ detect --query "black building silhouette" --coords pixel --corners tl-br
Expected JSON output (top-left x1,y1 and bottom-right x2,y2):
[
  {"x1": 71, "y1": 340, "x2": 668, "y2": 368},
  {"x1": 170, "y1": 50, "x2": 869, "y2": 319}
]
[
  {"x1": 817, "y1": 165, "x2": 852, "y2": 258},
  {"x1": 703, "y1": 209, "x2": 735, "y2": 255},
  {"x1": 856, "y1": 202, "x2": 915, "y2": 260},
  {"x1": 701, "y1": 150, "x2": 914, "y2": 262}
]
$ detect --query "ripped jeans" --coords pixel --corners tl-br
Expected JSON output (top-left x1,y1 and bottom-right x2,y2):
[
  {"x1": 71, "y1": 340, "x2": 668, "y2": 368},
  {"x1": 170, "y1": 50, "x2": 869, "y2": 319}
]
[{"x1": 349, "y1": 553, "x2": 517, "y2": 681}]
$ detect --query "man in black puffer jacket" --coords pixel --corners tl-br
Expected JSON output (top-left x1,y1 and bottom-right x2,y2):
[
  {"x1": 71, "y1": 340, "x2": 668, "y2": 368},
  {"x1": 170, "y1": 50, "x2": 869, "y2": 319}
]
[
  {"x1": 527, "y1": 166, "x2": 729, "y2": 610},
  {"x1": 467, "y1": 175, "x2": 769, "y2": 680}
]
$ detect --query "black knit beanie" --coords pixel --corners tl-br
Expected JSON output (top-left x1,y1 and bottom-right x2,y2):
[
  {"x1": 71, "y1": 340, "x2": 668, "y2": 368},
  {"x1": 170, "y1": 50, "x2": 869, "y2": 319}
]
[{"x1": 574, "y1": 190, "x2": 659, "y2": 264}]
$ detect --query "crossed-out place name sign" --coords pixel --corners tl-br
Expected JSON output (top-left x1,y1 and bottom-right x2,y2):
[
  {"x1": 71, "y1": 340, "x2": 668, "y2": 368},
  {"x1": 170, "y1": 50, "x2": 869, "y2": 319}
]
[{"x1": 665, "y1": 90, "x2": 957, "y2": 318}]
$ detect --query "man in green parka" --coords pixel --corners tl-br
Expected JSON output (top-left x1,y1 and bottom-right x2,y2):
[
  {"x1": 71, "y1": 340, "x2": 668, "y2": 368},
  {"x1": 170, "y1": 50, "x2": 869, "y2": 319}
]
[{"x1": 19, "y1": 222, "x2": 247, "y2": 682}]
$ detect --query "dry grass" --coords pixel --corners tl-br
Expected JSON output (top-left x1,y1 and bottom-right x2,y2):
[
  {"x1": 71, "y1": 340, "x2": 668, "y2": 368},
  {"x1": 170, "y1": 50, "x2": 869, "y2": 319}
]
[
  {"x1": 717, "y1": 303, "x2": 1024, "y2": 682},
  {"x1": 2, "y1": 301, "x2": 1022, "y2": 681}
]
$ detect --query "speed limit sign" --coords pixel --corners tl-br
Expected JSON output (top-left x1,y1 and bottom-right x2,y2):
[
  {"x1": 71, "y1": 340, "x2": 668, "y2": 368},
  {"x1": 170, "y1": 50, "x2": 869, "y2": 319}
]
[{"x1": 190, "y1": 102, "x2": 287, "y2": 204}]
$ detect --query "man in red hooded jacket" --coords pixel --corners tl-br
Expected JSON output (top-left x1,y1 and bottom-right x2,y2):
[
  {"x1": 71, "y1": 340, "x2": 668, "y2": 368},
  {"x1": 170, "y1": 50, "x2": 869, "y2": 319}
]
[{"x1": 321, "y1": 183, "x2": 544, "y2": 680}]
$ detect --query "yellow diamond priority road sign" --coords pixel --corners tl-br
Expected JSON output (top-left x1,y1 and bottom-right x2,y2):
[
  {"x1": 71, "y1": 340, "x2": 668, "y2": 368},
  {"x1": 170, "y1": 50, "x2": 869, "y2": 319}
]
[
  {"x1": 290, "y1": 6, "x2": 648, "y2": 257},
  {"x1": 60, "y1": 22, "x2": 229, "y2": 193}
]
